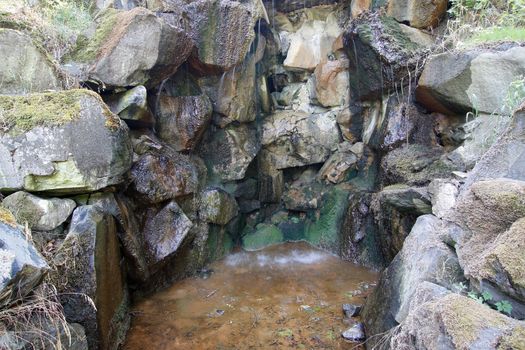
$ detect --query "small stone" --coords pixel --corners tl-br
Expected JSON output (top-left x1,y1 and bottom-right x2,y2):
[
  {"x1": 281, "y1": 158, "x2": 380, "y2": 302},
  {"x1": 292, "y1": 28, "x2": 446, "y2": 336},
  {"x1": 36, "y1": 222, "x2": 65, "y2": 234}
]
[
  {"x1": 342, "y1": 323, "x2": 365, "y2": 342},
  {"x1": 342, "y1": 304, "x2": 362, "y2": 318}
]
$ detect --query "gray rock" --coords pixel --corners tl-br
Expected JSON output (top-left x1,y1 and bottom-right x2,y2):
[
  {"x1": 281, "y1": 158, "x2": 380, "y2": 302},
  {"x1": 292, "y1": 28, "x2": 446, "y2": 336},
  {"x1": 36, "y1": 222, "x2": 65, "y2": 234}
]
[
  {"x1": 199, "y1": 188, "x2": 239, "y2": 226},
  {"x1": 0, "y1": 208, "x2": 49, "y2": 307},
  {"x1": 428, "y1": 179, "x2": 459, "y2": 219},
  {"x1": 341, "y1": 323, "x2": 365, "y2": 342},
  {"x1": 3, "y1": 192, "x2": 76, "y2": 231},
  {"x1": 51, "y1": 206, "x2": 128, "y2": 350},
  {"x1": 0, "y1": 90, "x2": 132, "y2": 194},
  {"x1": 386, "y1": 0, "x2": 448, "y2": 29},
  {"x1": 342, "y1": 303, "x2": 362, "y2": 318},
  {"x1": 317, "y1": 144, "x2": 358, "y2": 184},
  {"x1": 142, "y1": 201, "x2": 193, "y2": 267},
  {"x1": 416, "y1": 47, "x2": 525, "y2": 115},
  {"x1": 0, "y1": 29, "x2": 62, "y2": 94},
  {"x1": 104, "y1": 86, "x2": 154, "y2": 126}
]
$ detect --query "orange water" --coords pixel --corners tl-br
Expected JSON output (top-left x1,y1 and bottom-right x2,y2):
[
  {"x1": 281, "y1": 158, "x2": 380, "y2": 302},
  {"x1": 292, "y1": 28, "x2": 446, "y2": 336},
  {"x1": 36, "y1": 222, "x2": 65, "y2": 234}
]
[{"x1": 123, "y1": 242, "x2": 377, "y2": 350}]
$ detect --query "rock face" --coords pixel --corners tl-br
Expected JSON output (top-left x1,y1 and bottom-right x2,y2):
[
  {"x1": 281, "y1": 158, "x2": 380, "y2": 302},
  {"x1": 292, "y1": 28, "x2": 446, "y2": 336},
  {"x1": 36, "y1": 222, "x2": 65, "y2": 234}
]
[
  {"x1": 199, "y1": 188, "x2": 239, "y2": 225},
  {"x1": 0, "y1": 207, "x2": 49, "y2": 307},
  {"x1": 314, "y1": 57, "x2": 350, "y2": 107},
  {"x1": 104, "y1": 85, "x2": 153, "y2": 126},
  {"x1": 262, "y1": 110, "x2": 341, "y2": 169},
  {"x1": 0, "y1": 29, "x2": 62, "y2": 94},
  {"x1": 2, "y1": 191, "x2": 76, "y2": 231},
  {"x1": 416, "y1": 46, "x2": 525, "y2": 115},
  {"x1": 186, "y1": 0, "x2": 263, "y2": 72},
  {"x1": 386, "y1": 0, "x2": 448, "y2": 29},
  {"x1": 0, "y1": 90, "x2": 132, "y2": 193},
  {"x1": 142, "y1": 201, "x2": 193, "y2": 268},
  {"x1": 52, "y1": 206, "x2": 128, "y2": 350},
  {"x1": 69, "y1": 7, "x2": 193, "y2": 88}
]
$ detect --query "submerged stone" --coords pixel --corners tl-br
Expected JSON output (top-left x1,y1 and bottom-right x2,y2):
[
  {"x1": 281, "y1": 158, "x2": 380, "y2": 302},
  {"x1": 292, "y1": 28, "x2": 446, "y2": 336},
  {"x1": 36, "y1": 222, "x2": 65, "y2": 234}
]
[{"x1": 242, "y1": 224, "x2": 284, "y2": 251}]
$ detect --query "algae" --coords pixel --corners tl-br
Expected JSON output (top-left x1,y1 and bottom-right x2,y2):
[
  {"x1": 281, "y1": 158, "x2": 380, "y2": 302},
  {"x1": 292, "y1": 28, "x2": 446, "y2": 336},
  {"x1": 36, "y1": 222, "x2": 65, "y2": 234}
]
[{"x1": 242, "y1": 224, "x2": 284, "y2": 251}]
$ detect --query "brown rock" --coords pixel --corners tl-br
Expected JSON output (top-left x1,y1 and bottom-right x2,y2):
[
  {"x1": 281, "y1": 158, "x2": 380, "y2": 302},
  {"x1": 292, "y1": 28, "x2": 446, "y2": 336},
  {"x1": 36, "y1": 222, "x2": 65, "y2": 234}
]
[{"x1": 314, "y1": 57, "x2": 350, "y2": 107}]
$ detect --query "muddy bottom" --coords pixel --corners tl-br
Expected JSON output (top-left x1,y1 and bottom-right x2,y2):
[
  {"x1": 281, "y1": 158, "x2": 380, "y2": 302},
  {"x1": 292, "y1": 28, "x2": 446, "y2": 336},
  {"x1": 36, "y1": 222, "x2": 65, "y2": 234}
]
[{"x1": 123, "y1": 242, "x2": 378, "y2": 350}]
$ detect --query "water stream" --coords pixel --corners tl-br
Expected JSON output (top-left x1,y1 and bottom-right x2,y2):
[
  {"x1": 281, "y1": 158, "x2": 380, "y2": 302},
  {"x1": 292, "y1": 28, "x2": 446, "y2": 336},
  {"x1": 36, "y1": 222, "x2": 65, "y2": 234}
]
[{"x1": 123, "y1": 242, "x2": 377, "y2": 349}]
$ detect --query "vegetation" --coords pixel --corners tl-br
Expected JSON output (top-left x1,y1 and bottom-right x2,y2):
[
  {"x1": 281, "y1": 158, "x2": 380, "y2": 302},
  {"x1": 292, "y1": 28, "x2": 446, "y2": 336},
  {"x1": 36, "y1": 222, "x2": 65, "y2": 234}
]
[{"x1": 454, "y1": 282, "x2": 513, "y2": 316}]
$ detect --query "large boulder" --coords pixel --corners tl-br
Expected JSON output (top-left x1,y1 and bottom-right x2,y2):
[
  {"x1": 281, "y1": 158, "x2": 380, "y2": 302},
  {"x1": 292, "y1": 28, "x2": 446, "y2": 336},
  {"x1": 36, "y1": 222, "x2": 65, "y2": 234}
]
[
  {"x1": 2, "y1": 191, "x2": 76, "y2": 231},
  {"x1": 185, "y1": 0, "x2": 263, "y2": 73},
  {"x1": 362, "y1": 215, "x2": 464, "y2": 344},
  {"x1": 52, "y1": 206, "x2": 128, "y2": 350},
  {"x1": 141, "y1": 201, "x2": 193, "y2": 268},
  {"x1": 0, "y1": 29, "x2": 62, "y2": 94},
  {"x1": 343, "y1": 13, "x2": 433, "y2": 100},
  {"x1": 0, "y1": 90, "x2": 132, "y2": 193},
  {"x1": 199, "y1": 123, "x2": 260, "y2": 181},
  {"x1": 0, "y1": 207, "x2": 49, "y2": 307},
  {"x1": 416, "y1": 46, "x2": 525, "y2": 115},
  {"x1": 390, "y1": 293, "x2": 525, "y2": 350},
  {"x1": 67, "y1": 7, "x2": 192, "y2": 88},
  {"x1": 261, "y1": 110, "x2": 341, "y2": 169},
  {"x1": 386, "y1": 0, "x2": 448, "y2": 29}
]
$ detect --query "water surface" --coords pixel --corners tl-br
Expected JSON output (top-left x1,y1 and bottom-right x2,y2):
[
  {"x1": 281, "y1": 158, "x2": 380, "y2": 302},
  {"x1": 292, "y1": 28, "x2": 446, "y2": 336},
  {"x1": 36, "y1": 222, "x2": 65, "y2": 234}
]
[{"x1": 124, "y1": 242, "x2": 377, "y2": 349}]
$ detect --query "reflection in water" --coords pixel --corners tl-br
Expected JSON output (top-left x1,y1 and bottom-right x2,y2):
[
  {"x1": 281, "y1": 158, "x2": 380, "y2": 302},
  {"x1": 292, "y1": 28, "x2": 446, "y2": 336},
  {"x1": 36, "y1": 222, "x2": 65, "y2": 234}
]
[{"x1": 123, "y1": 242, "x2": 377, "y2": 350}]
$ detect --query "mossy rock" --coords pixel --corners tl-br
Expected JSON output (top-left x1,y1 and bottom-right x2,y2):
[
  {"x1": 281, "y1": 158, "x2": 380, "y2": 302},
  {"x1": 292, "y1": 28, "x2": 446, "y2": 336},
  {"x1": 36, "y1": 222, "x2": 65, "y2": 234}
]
[{"x1": 242, "y1": 224, "x2": 284, "y2": 251}]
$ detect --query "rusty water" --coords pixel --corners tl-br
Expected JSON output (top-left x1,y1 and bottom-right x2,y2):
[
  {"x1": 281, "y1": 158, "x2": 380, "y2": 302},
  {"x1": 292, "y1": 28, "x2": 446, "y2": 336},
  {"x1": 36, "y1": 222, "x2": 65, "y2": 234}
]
[{"x1": 123, "y1": 242, "x2": 377, "y2": 350}]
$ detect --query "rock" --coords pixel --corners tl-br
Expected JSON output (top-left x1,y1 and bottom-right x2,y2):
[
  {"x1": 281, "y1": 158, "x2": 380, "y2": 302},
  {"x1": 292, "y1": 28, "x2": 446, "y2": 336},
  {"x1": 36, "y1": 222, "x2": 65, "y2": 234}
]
[
  {"x1": 237, "y1": 199, "x2": 261, "y2": 214},
  {"x1": 258, "y1": 158, "x2": 284, "y2": 203},
  {"x1": 130, "y1": 150, "x2": 200, "y2": 203},
  {"x1": 262, "y1": 0, "x2": 338, "y2": 12},
  {"x1": 386, "y1": 0, "x2": 448, "y2": 29},
  {"x1": 0, "y1": 90, "x2": 132, "y2": 193},
  {"x1": 342, "y1": 303, "x2": 362, "y2": 318},
  {"x1": 52, "y1": 206, "x2": 128, "y2": 350},
  {"x1": 67, "y1": 7, "x2": 192, "y2": 88},
  {"x1": 314, "y1": 57, "x2": 350, "y2": 107},
  {"x1": 390, "y1": 293, "x2": 525, "y2": 350},
  {"x1": 199, "y1": 188, "x2": 239, "y2": 225},
  {"x1": 336, "y1": 105, "x2": 363, "y2": 143},
  {"x1": 2, "y1": 192, "x2": 76, "y2": 231},
  {"x1": 224, "y1": 178, "x2": 259, "y2": 200},
  {"x1": 198, "y1": 54, "x2": 257, "y2": 127},
  {"x1": 283, "y1": 12, "x2": 342, "y2": 71},
  {"x1": 0, "y1": 207, "x2": 49, "y2": 307},
  {"x1": 416, "y1": 47, "x2": 525, "y2": 115},
  {"x1": 376, "y1": 185, "x2": 432, "y2": 214},
  {"x1": 142, "y1": 201, "x2": 193, "y2": 268},
  {"x1": 341, "y1": 323, "x2": 365, "y2": 342},
  {"x1": 242, "y1": 224, "x2": 284, "y2": 251},
  {"x1": 0, "y1": 29, "x2": 62, "y2": 94},
  {"x1": 283, "y1": 183, "x2": 324, "y2": 211},
  {"x1": 156, "y1": 93, "x2": 213, "y2": 152},
  {"x1": 317, "y1": 143, "x2": 359, "y2": 184},
  {"x1": 343, "y1": 13, "x2": 433, "y2": 100},
  {"x1": 261, "y1": 110, "x2": 341, "y2": 169},
  {"x1": 186, "y1": 0, "x2": 263, "y2": 73},
  {"x1": 351, "y1": 0, "x2": 371, "y2": 17},
  {"x1": 381, "y1": 144, "x2": 457, "y2": 186},
  {"x1": 362, "y1": 215, "x2": 464, "y2": 343},
  {"x1": 96, "y1": 0, "x2": 141, "y2": 10},
  {"x1": 199, "y1": 123, "x2": 260, "y2": 181},
  {"x1": 104, "y1": 85, "x2": 154, "y2": 126},
  {"x1": 428, "y1": 179, "x2": 459, "y2": 219}
]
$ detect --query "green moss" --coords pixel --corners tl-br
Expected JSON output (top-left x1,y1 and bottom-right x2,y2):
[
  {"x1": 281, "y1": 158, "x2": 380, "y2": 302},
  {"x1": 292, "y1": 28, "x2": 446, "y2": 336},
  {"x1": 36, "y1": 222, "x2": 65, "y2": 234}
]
[
  {"x1": 242, "y1": 224, "x2": 284, "y2": 251},
  {"x1": 0, "y1": 206, "x2": 17, "y2": 227}
]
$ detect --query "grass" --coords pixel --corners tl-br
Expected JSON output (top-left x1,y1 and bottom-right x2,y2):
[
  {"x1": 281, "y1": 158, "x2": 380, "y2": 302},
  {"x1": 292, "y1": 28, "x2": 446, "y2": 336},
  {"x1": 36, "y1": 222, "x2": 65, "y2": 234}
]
[{"x1": 463, "y1": 26, "x2": 525, "y2": 46}]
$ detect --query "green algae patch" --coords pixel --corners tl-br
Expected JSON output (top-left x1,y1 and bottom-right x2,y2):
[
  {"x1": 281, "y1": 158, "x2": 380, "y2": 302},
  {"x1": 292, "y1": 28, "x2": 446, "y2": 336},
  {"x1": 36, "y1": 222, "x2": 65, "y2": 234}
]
[
  {"x1": 0, "y1": 206, "x2": 17, "y2": 227},
  {"x1": 242, "y1": 224, "x2": 284, "y2": 251}
]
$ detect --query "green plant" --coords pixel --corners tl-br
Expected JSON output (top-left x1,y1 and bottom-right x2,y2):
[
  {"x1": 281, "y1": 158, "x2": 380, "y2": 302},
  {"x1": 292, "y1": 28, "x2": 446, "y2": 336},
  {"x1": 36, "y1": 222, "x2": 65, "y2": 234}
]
[
  {"x1": 495, "y1": 300, "x2": 513, "y2": 315},
  {"x1": 503, "y1": 76, "x2": 525, "y2": 113}
]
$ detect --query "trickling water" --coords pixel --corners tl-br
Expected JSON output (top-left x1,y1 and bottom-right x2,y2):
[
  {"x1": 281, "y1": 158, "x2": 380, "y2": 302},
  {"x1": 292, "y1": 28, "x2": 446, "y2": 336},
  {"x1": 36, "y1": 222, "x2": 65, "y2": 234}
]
[{"x1": 123, "y1": 242, "x2": 377, "y2": 349}]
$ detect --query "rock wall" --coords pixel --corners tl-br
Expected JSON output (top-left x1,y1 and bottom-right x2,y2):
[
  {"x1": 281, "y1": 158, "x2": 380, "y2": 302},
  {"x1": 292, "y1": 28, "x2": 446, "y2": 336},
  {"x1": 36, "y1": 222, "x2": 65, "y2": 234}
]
[{"x1": 0, "y1": 0, "x2": 524, "y2": 349}]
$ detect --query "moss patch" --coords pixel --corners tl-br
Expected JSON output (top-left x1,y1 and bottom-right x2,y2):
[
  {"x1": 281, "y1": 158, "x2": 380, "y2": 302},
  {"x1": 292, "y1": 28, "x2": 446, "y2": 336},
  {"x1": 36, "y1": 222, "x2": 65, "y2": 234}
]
[
  {"x1": 0, "y1": 206, "x2": 17, "y2": 227},
  {"x1": 498, "y1": 325, "x2": 525, "y2": 350}
]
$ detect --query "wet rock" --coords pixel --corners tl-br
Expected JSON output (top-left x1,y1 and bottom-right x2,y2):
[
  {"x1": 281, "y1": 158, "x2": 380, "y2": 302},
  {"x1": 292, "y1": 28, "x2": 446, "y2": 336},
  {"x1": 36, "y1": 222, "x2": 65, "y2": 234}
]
[
  {"x1": 104, "y1": 85, "x2": 154, "y2": 126},
  {"x1": 351, "y1": 0, "x2": 371, "y2": 17},
  {"x1": 284, "y1": 13, "x2": 342, "y2": 71},
  {"x1": 130, "y1": 150, "x2": 200, "y2": 203},
  {"x1": 342, "y1": 304, "x2": 362, "y2": 318},
  {"x1": 0, "y1": 207, "x2": 49, "y2": 307},
  {"x1": 52, "y1": 206, "x2": 128, "y2": 350},
  {"x1": 156, "y1": 93, "x2": 213, "y2": 152},
  {"x1": 416, "y1": 46, "x2": 525, "y2": 115},
  {"x1": 200, "y1": 123, "x2": 260, "y2": 181},
  {"x1": 0, "y1": 29, "x2": 62, "y2": 94},
  {"x1": 341, "y1": 323, "x2": 365, "y2": 342},
  {"x1": 386, "y1": 0, "x2": 448, "y2": 29},
  {"x1": 258, "y1": 157, "x2": 285, "y2": 203},
  {"x1": 376, "y1": 185, "x2": 432, "y2": 214},
  {"x1": 242, "y1": 224, "x2": 284, "y2": 251},
  {"x1": 2, "y1": 192, "x2": 76, "y2": 231},
  {"x1": 67, "y1": 7, "x2": 192, "y2": 88},
  {"x1": 336, "y1": 105, "x2": 363, "y2": 143},
  {"x1": 362, "y1": 215, "x2": 464, "y2": 344},
  {"x1": 343, "y1": 13, "x2": 433, "y2": 100},
  {"x1": 314, "y1": 57, "x2": 350, "y2": 107},
  {"x1": 237, "y1": 199, "x2": 261, "y2": 214},
  {"x1": 262, "y1": 0, "x2": 338, "y2": 12},
  {"x1": 428, "y1": 179, "x2": 459, "y2": 219},
  {"x1": 262, "y1": 110, "x2": 341, "y2": 169},
  {"x1": 0, "y1": 90, "x2": 132, "y2": 193},
  {"x1": 390, "y1": 293, "x2": 525, "y2": 350},
  {"x1": 283, "y1": 183, "x2": 325, "y2": 211},
  {"x1": 199, "y1": 188, "x2": 239, "y2": 226},
  {"x1": 317, "y1": 142, "x2": 360, "y2": 184},
  {"x1": 185, "y1": 0, "x2": 263, "y2": 73},
  {"x1": 142, "y1": 201, "x2": 193, "y2": 267}
]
